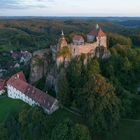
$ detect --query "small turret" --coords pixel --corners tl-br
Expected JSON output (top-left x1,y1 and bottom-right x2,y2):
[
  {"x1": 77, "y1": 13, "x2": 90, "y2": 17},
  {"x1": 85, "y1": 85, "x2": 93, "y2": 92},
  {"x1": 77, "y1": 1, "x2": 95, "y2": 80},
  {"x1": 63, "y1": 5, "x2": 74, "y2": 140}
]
[
  {"x1": 61, "y1": 30, "x2": 64, "y2": 36},
  {"x1": 58, "y1": 30, "x2": 68, "y2": 50},
  {"x1": 96, "y1": 24, "x2": 99, "y2": 29},
  {"x1": 56, "y1": 30, "x2": 70, "y2": 68}
]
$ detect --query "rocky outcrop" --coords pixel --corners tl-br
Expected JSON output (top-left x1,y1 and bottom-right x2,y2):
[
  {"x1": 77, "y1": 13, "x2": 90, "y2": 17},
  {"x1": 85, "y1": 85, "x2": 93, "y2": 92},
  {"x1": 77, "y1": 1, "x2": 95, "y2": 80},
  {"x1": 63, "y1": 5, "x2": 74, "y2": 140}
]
[{"x1": 29, "y1": 49, "x2": 51, "y2": 84}]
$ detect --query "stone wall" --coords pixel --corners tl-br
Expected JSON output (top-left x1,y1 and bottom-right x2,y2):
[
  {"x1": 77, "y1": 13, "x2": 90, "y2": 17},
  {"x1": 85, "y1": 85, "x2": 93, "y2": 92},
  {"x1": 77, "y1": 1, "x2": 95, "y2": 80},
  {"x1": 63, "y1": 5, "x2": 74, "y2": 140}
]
[
  {"x1": 69, "y1": 43, "x2": 97, "y2": 57},
  {"x1": 96, "y1": 36, "x2": 107, "y2": 48}
]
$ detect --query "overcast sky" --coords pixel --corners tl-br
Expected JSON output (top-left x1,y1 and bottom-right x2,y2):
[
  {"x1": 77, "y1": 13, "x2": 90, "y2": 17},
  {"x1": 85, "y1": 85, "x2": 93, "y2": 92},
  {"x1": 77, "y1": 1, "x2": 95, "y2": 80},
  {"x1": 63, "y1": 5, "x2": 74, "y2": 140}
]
[{"x1": 0, "y1": 0, "x2": 140, "y2": 16}]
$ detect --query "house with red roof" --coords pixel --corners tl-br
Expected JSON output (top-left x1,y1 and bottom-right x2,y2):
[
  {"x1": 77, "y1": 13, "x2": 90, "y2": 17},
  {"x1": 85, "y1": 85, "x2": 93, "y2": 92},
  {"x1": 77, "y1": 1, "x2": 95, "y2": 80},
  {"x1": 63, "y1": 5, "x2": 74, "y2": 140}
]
[
  {"x1": 0, "y1": 79, "x2": 6, "y2": 95},
  {"x1": 7, "y1": 71, "x2": 59, "y2": 114},
  {"x1": 73, "y1": 35, "x2": 84, "y2": 45},
  {"x1": 96, "y1": 28, "x2": 107, "y2": 48}
]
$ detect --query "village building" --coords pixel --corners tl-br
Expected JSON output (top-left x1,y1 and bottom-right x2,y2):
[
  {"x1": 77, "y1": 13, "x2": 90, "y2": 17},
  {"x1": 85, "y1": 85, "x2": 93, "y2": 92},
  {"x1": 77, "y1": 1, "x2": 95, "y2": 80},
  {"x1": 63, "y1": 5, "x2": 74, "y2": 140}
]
[
  {"x1": 11, "y1": 50, "x2": 32, "y2": 64},
  {"x1": 20, "y1": 51, "x2": 32, "y2": 64},
  {"x1": 7, "y1": 71, "x2": 59, "y2": 114},
  {"x1": 0, "y1": 79, "x2": 6, "y2": 95},
  {"x1": 14, "y1": 63, "x2": 20, "y2": 68},
  {"x1": 11, "y1": 51, "x2": 22, "y2": 60}
]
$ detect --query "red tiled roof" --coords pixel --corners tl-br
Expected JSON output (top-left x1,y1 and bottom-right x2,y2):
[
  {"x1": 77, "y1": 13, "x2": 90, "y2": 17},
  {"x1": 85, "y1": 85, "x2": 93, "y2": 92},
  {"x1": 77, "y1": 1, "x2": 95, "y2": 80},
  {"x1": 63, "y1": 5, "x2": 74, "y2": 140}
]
[
  {"x1": 73, "y1": 35, "x2": 84, "y2": 41},
  {"x1": 11, "y1": 52, "x2": 22, "y2": 59},
  {"x1": 88, "y1": 28, "x2": 106, "y2": 37},
  {"x1": 0, "y1": 79, "x2": 6, "y2": 90},
  {"x1": 88, "y1": 29, "x2": 98, "y2": 36},
  {"x1": 7, "y1": 72, "x2": 57, "y2": 111},
  {"x1": 97, "y1": 28, "x2": 106, "y2": 37},
  {"x1": 13, "y1": 71, "x2": 26, "y2": 82}
]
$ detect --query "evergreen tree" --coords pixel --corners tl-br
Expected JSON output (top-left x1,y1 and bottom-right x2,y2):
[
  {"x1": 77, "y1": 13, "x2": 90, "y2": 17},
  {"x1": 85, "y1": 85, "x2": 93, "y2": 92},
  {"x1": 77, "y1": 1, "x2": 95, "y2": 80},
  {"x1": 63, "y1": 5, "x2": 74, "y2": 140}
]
[{"x1": 58, "y1": 70, "x2": 71, "y2": 106}]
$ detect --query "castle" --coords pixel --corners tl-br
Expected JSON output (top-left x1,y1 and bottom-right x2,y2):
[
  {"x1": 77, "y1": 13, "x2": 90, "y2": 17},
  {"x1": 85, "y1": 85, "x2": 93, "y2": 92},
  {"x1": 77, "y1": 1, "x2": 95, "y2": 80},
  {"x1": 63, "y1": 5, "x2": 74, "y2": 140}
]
[
  {"x1": 51, "y1": 24, "x2": 110, "y2": 67},
  {"x1": 0, "y1": 24, "x2": 111, "y2": 115}
]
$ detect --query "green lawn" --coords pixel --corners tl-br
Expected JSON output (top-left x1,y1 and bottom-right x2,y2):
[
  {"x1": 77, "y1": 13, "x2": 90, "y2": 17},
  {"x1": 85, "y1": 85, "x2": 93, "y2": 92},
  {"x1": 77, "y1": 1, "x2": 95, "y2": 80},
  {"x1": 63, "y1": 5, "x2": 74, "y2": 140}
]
[
  {"x1": 110, "y1": 95, "x2": 140, "y2": 140},
  {"x1": 0, "y1": 96, "x2": 27, "y2": 122},
  {"x1": 93, "y1": 119, "x2": 140, "y2": 140}
]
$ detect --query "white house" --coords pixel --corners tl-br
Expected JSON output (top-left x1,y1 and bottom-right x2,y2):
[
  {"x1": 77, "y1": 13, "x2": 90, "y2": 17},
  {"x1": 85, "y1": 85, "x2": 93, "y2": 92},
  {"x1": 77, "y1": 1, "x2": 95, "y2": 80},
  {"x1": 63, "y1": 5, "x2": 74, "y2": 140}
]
[
  {"x1": 7, "y1": 72, "x2": 59, "y2": 114},
  {"x1": 73, "y1": 35, "x2": 84, "y2": 45}
]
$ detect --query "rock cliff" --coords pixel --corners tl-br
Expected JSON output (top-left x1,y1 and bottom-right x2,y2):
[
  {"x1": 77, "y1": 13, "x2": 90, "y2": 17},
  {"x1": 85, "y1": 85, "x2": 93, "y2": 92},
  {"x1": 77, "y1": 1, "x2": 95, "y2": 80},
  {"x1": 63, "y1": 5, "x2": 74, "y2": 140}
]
[{"x1": 29, "y1": 49, "x2": 51, "y2": 84}]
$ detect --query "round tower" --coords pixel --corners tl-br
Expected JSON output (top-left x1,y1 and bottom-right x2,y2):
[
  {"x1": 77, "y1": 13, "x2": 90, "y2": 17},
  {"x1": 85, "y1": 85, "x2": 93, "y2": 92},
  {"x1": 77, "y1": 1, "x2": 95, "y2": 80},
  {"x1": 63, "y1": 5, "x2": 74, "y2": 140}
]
[{"x1": 58, "y1": 30, "x2": 68, "y2": 50}]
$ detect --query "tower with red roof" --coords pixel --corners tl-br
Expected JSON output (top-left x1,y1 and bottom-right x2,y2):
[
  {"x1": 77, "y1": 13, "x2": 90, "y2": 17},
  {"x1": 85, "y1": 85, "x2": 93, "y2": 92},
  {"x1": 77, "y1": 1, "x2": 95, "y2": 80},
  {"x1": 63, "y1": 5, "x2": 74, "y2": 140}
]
[{"x1": 87, "y1": 24, "x2": 107, "y2": 48}]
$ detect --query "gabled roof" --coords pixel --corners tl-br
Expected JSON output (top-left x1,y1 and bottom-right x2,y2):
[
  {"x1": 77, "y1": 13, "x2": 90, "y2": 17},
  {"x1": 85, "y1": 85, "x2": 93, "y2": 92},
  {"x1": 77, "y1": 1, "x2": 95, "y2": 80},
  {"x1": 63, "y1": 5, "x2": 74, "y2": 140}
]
[
  {"x1": 97, "y1": 28, "x2": 106, "y2": 37},
  {"x1": 7, "y1": 72, "x2": 57, "y2": 111},
  {"x1": 13, "y1": 71, "x2": 26, "y2": 82},
  {"x1": 88, "y1": 28, "x2": 106, "y2": 37},
  {"x1": 11, "y1": 52, "x2": 22, "y2": 59},
  {"x1": 73, "y1": 35, "x2": 84, "y2": 41},
  {"x1": 88, "y1": 29, "x2": 98, "y2": 36}
]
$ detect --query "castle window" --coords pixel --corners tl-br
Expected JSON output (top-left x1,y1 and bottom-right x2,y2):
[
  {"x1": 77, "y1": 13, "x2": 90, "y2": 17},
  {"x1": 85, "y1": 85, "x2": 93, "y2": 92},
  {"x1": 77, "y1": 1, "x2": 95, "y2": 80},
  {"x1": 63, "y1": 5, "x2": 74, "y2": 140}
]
[{"x1": 74, "y1": 48, "x2": 75, "y2": 53}]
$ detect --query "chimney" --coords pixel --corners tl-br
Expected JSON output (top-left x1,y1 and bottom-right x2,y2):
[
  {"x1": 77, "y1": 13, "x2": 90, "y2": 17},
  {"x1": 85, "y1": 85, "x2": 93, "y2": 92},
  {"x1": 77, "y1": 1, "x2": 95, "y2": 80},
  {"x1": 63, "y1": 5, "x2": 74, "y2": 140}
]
[{"x1": 17, "y1": 74, "x2": 19, "y2": 79}]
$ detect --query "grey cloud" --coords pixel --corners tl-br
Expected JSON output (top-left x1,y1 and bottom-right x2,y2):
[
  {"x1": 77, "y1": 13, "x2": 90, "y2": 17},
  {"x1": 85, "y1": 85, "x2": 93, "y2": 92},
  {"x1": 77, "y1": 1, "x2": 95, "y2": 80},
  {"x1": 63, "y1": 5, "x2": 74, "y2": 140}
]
[{"x1": 0, "y1": 0, "x2": 55, "y2": 9}]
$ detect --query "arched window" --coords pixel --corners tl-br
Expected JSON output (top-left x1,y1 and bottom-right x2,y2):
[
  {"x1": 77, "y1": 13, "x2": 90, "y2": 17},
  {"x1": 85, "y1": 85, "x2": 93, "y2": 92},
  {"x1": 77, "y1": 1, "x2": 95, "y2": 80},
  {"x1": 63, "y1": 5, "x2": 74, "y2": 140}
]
[{"x1": 74, "y1": 48, "x2": 76, "y2": 53}]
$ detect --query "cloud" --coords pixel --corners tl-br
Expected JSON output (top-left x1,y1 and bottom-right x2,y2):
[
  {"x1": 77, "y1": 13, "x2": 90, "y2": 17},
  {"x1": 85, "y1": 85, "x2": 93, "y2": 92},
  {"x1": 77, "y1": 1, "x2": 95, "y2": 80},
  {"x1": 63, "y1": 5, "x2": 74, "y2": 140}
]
[
  {"x1": 0, "y1": 0, "x2": 21, "y2": 9},
  {"x1": 0, "y1": 0, "x2": 139, "y2": 16},
  {"x1": 0, "y1": 0, "x2": 55, "y2": 9}
]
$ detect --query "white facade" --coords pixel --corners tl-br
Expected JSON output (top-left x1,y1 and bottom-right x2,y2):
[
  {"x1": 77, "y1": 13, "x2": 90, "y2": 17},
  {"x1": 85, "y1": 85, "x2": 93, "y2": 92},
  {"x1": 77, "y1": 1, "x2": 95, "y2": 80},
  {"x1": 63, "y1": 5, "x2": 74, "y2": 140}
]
[
  {"x1": 7, "y1": 84, "x2": 59, "y2": 114},
  {"x1": 73, "y1": 38, "x2": 84, "y2": 45},
  {"x1": 43, "y1": 100, "x2": 59, "y2": 114},
  {"x1": 7, "y1": 84, "x2": 38, "y2": 106}
]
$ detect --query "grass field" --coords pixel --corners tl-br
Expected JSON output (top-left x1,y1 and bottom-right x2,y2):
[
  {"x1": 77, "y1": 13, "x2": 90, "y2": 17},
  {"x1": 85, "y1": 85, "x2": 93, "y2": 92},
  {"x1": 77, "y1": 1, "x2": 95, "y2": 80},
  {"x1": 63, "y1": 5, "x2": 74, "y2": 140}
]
[
  {"x1": 0, "y1": 96, "x2": 27, "y2": 122},
  {"x1": 110, "y1": 95, "x2": 140, "y2": 140}
]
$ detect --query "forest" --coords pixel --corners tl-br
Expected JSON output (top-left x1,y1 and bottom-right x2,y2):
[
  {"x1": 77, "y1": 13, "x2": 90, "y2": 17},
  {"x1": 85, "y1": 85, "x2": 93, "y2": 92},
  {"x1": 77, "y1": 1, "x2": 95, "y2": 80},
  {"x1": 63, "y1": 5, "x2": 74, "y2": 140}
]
[{"x1": 0, "y1": 18, "x2": 140, "y2": 140}]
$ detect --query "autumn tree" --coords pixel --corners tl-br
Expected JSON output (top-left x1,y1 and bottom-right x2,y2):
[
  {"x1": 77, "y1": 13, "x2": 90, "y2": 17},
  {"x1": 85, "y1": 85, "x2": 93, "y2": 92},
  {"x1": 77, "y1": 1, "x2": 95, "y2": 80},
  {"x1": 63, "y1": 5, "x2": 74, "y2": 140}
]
[{"x1": 78, "y1": 74, "x2": 120, "y2": 133}]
